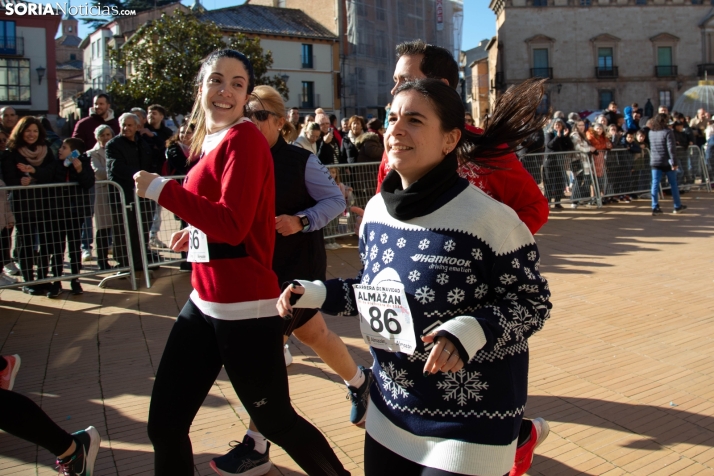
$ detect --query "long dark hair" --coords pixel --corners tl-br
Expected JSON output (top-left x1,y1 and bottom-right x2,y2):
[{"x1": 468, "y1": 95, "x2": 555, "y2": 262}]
[
  {"x1": 187, "y1": 49, "x2": 255, "y2": 158},
  {"x1": 392, "y1": 78, "x2": 548, "y2": 169},
  {"x1": 649, "y1": 113, "x2": 669, "y2": 131},
  {"x1": 7, "y1": 116, "x2": 46, "y2": 151}
]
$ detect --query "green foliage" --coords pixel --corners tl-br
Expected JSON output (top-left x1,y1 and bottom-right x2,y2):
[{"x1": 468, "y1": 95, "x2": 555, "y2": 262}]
[{"x1": 107, "y1": 10, "x2": 289, "y2": 118}]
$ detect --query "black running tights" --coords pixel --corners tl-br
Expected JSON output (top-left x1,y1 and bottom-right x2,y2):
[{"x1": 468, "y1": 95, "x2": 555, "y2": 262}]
[
  {"x1": 147, "y1": 299, "x2": 350, "y2": 476},
  {"x1": 0, "y1": 388, "x2": 74, "y2": 456}
]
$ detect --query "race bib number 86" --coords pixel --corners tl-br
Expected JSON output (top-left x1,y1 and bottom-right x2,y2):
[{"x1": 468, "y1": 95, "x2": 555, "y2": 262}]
[{"x1": 354, "y1": 283, "x2": 416, "y2": 355}]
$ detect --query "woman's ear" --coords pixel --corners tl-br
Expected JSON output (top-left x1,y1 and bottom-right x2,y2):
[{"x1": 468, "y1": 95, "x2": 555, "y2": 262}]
[{"x1": 444, "y1": 128, "x2": 461, "y2": 155}]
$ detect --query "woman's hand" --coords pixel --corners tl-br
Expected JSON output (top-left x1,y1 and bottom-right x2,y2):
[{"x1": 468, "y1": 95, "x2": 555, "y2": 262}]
[
  {"x1": 17, "y1": 163, "x2": 35, "y2": 174},
  {"x1": 133, "y1": 170, "x2": 159, "y2": 198},
  {"x1": 275, "y1": 215, "x2": 302, "y2": 236},
  {"x1": 422, "y1": 333, "x2": 464, "y2": 375},
  {"x1": 350, "y1": 206, "x2": 364, "y2": 235},
  {"x1": 277, "y1": 283, "x2": 305, "y2": 318},
  {"x1": 20, "y1": 177, "x2": 31, "y2": 186},
  {"x1": 170, "y1": 228, "x2": 190, "y2": 252}
]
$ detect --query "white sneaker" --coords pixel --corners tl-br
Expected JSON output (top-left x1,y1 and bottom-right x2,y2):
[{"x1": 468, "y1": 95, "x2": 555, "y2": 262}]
[
  {"x1": 3, "y1": 263, "x2": 19, "y2": 276},
  {"x1": 284, "y1": 344, "x2": 293, "y2": 367},
  {"x1": 81, "y1": 249, "x2": 92, "y2": 262},
  {"x1": 570, "y1": 203, "x2": 578, "y2": 209},
  {"x1": 150, "y1": 236, "x2": 168, "y2": 249},
  {"x1": 0, "y1": 274, "x2": 16, "y2": 286}
]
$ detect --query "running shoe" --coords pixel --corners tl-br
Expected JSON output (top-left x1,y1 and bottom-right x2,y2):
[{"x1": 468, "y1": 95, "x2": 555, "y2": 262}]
[
  {"x1": 284, "y1": 344, "x2": 293, "y2": 367},
  {"x1": 673, "y1": 205, "x2": 688, "y2": 214},
  {"x1": 56, "y1": 426, "x2": 100, "y2": 476},
  {"x1": 46, "y1": 282, "x2": 63, "y2": 299},
  {"x1": 510, "y1": 417, "x2": 550, "y2": 476},
  {"x1": 210, "y1": 435, "x2": 271, "y2": 476},
  {"x1": 22, "y1": 283, "x2": 49, "y2": 296},
  {"x1": 0, "y1": 274, "x2": 17, "y2": 286},
  {"x1": 652, "y1": 206, "x2": 663, "y2": 216},
  {"x1": 3, "y1": 262, "x2": 19, "y2": 276},
  {"x1": 149, "y1": 236, "x2": 168, "y2": 249},
  {"x1": 346, "y1": 366, "x2": 373, "y2": 425},
  {"x1": 81, "y1": 250, "x2": 92, "y2": 263},
  {"x1": 0, "y1": 354, "x2": 21, "y2": 390}
]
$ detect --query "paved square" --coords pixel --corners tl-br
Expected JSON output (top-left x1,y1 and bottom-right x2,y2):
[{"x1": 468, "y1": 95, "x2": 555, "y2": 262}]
[{"x1": 1, "y1": 193, "x2": 713, "y2": 475}]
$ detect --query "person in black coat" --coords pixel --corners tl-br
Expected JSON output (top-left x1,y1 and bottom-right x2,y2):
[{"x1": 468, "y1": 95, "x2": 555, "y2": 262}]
[
  {"x1": 43, "y1": 138, "x2": 95, "y2": 297},
  {"x1": 339, "y1": 115, "x2": 366, "y2": 164},
  {"x1": 0, "y1": 117, "x2": 57, "y2": 294},
  {"x1": 543, "y1": 118, "x2": 573, "y2": 208},
  {"x1": 106, "y1": 113, "x2": 155, "y2": 272}
]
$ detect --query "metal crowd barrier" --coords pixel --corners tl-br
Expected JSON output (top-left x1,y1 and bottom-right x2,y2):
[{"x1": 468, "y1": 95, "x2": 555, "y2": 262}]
[
  {"x1": 519, "y1": 146, "x2": 712, "y2": 208},
  {"x1": 0, "y1": 181, "x2": 137, "y2": 292}
]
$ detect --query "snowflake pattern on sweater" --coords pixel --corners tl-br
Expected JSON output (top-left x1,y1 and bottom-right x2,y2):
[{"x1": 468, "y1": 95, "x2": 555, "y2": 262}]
[{"x1": 312, "y1": 184, "x2": 551, "y2": 474}]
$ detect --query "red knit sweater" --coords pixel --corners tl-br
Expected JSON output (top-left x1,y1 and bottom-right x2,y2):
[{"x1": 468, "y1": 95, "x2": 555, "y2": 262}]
[
  {"x1": 157, "y1": 122, "x2": 280, "y2": 314},
  {"x1": 375, "y1": 125, "x2": 549, "y2": 234}
]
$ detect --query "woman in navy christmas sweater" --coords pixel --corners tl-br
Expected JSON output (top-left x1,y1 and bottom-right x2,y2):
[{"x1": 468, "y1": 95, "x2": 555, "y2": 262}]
[
  {"x1": 279, "y1": 79, "x2": 552, "y2": 476},
  {"x1": 133, "y1": 49, "x2": 349, "y2": 476}
]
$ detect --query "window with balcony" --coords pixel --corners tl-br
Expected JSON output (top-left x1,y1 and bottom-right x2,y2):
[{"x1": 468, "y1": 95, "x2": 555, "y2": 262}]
[
  {"x1": 532, "y1": 48, "x2": 552, "y2": 78},
  {"x1": 301, "y1": 81, "x2": 314, "y2": 109},
  {"x1": 301, "y1": 44, "x2": 313, "y2": 69},
  {"x1": 596, "y1": 47, "x2": 618, "y2": 78},
  {"x1": 0, "y1": 58, "x2": 30, "y2": 104},
  {"x1": 656, "y1": 46, "x2": 677, "y2": 77},
  {"x1": 0, "y1": 21, "x2": 17, "y2": 55}
]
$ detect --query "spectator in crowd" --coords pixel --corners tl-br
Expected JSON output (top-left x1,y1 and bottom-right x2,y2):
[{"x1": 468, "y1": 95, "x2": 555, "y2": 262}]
[
  {"x1": 305, "y1": 114, "x2": 315, "y2": 124},
  {"x1": 672, "y1": 121, "x2": 691, "y2": 147},
  {"x1": 146, "y1": 105, "x2": 173, "y2": 250},
  {"x1": 689, "y1": 108, "x2": 709, "y2": 146},
  {"x1": 89, "y1": 125, "x2": 115, "y2": 271},
  {"x1": 621, "y1": 131, "x2": 640, "y2": 197},
  {"x1": 44, "y1": 138, "x2": 94, "y2": 297},
  {"x1": 595, "y1": 114, "x2": 608, "y2": 127},
  {"x1": 164, "y1": 121, "x2": 196, "y2": 272},
  {"x1": 605, "y1": 124, "x2": 629, "y2": 202},
  {"x1": 293, "y1": 122, "x2": 320, "y2": 154},
  {"x1": 0, "y1": 107, "x2": 18, "y2": 135},
  {"x1": 71, "y1": 94, "x2": 120, "y2": 149},
  {"x1": 624, "y1": 105, "x2": 639, "y2": 133},
  {"x1": 543, "y1": 118, "x2": 572, "y2": 208},
  {"x1": 340, "y1": 117, "x2": 349, "y2": 134},
  {"x1": 287, "y1": 107, "x2": 300, "y2": 130},
  {"x1": 603, "y1": 101, "x2": 620, "y2": 127},
  {"x1": 354, "y1": 126, "x2": 384, "y2": 163},
  {"x1": 521, "y1": 127, "x2": 546, "y2": 184},
  {"x1": 649, "y1": 113, "x2": 686, "y2": 215},
  {"x1": 0, "y1": 136, "x2": 15, "y2": 286},
  {"x1": 329, "y1": 114, "x2": 343, "y2": 147},
  {"x1": 567, "y1": 112, "x2": 580, "y2": 131},
  {"x1": 147, "y1": 105, "x2": 174, "y2": 144},
  {"x1": 587, "y1": 122, "x2": 613, "y2": 203},
  {"x1": 340, "y1": 115, "x2": 366, "y2": 164},
  {"x1": 314, "y1": 111, "x2": 341, "y2": 165},
  {"x1": 464, "y1": 112, "x2": 475, "y2": 126},
  {"x1": 366, "y1": 117, "x2": 383, "y2": 143},
  {"x1": 569, "y1": 120, "x2": 596, "y2": 208},
  {"x1": 1, "y1": 117, "x2": 57, "y2": 295},
  {"x1": 106, "y1": 113, "x2": 155, "y2": 273},
  {"x1": 606, "y1": 124, "x2": 622, "y2": 147},
  {"x1": 40, "y1": 117, "x2": 62, "y2": 158}
]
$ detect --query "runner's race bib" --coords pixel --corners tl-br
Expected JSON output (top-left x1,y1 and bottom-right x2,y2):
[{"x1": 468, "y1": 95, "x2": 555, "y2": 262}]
[
  {"x1": 354, "y1": 283, "x2": 416, "y2": 355},
  {"x1": 187, "y1": 226, "x2": 209, "y2": 263}
]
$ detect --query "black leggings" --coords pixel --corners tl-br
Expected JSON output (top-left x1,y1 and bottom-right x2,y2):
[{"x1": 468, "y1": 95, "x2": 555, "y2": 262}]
[
  {"x1": 364, "y1": 432, "x2": 507, "y2": 476},
  {"x1": 147, "y1": 299, "x2": 349, "y2": 476},
  {"x1": 0, "y1": 388, "x2": 75, "y2": 456}
]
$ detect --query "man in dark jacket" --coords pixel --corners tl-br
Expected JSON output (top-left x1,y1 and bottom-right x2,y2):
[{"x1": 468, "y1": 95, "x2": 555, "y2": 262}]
[
  {"x1": 0, "y1": 107, "x2": 18, "y2": 135},
  {"x1": 315, "y1": 112, "x2": 341, "y2": 165},
  {"x1": 106, "y1": 113, "x2": 155, "y2": 272},
  {"x1": 72, "y1": 94, "x2": 120, "y2": 149}
]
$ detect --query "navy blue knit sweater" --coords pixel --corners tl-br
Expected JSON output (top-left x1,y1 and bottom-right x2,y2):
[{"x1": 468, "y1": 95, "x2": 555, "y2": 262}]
[{"x1": 296, "y1": 180, "x2": 551, "y2": 476}]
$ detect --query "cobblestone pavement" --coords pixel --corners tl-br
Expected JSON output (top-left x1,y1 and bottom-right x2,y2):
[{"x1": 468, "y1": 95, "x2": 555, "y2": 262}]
[{"x1": 1, "y1": 193, "x2": 713, "y2": 475}]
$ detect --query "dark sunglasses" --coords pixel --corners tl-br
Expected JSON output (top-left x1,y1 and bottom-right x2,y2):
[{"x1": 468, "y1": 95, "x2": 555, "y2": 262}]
[{"x1": 249, "y1": 110, "x2": 279, "y2": 122}]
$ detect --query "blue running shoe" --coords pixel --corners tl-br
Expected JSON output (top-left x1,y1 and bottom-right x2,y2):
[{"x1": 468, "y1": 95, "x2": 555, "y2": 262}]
[
  {"x1": 210, "y1": 435, "x2": 271, "y2": 476},
  {"x1": 56, "y1": 426, "x2": 100, "y2": 476},
  {"x1": 347, "y1": 365, "x2": 373, "y2": 425}
]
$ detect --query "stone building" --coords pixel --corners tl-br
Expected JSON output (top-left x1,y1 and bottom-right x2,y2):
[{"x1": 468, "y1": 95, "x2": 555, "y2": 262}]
[
  {"x1": 248, "y1": 0, "x2": 464, "y2": 121},
  {"x1": 462, "y1": 39, "x2": 489, "y2": 125},
  {"x1": 488, "y1": 0, "x2": 714, "y2": 115},
  {"x1": 55, "y1": 14, "x2": 83, "y2": 109}
]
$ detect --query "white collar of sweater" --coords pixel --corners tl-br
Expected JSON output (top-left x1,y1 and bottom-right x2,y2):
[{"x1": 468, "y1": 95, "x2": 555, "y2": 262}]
[
  {"x1": 202, "y1": 117, "x2": 253, "y2": 155},
  {"x1": 348, "y1": 130, "x2": 362, "y2": 141}
]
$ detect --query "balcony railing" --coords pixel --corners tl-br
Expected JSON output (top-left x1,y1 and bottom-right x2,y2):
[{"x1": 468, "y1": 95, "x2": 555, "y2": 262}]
[
  {"x1": 595, "y1": 66, "x2": 618, "y2": 79},
  {"x1": 655, "y1": 65, "x2": 677, "y2": 77},
  {"x1": 0, "y1": 37, "x2": 24, "y2": 56},
  {"x1": 530, "y1": 67, "x2": 553, "y2": 79},
  {"x1": 697, "y1": 64, "x2": 714, "y2": 78}
]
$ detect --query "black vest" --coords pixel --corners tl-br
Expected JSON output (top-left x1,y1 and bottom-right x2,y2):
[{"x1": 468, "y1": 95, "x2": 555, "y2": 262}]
[{"x1": 271, "y1": 136, "x2": 326, "y2": 285}]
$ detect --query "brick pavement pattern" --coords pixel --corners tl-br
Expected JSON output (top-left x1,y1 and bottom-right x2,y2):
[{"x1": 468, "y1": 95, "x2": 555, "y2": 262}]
[{"x1": 0, "y1": 194, "x2": 713, "y2": 476}]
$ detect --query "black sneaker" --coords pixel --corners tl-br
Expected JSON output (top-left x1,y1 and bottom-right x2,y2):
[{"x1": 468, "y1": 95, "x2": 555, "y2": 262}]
[
  {"x1": 46, "y1": 281, "x2": 62, "y2": 299},
  {"x1": 652, "y1": 206, "x2": 663, "y2": 216},
  {"x1": 210, "y1": 435, "x2": 271, "y2": 476},
  {"x1": 22, "y1": 284, "x2": 48, "y2": 296},
  {"x1": 56, "y1": 426, "x2": 100, "y2": 476},
  {"x1": 346, "y1": 366, "x2": 373, "y2": 425},
  {"x1": 673, "y1": 205, "x2": 688, "y2": 214},
  {"x1": 70, "y1": 279, "x2": 84, "y2": 295}
]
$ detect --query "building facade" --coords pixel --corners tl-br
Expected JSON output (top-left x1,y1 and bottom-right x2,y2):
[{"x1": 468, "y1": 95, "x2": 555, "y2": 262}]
[
  {"x1": 55, "y1": 14, "x2": 83, "y2": 107},
  {"x1": 249, "y1": 0, "x2": 464, "y2": 121},
  {"x1": 0, "y1": 8, "x2": 60, "y2": 116},
  {"x1": 488, "y1": 0, "x2": 714, "y2": 115}
]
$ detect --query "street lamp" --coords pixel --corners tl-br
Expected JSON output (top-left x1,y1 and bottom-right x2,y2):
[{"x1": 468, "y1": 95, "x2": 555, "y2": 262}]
[
  {"x1": 36, "y1": 66, "x2": 46, "y2": 85},
  {"x1": 281, "y1": 73, "x2": 289, "y2": 83}
]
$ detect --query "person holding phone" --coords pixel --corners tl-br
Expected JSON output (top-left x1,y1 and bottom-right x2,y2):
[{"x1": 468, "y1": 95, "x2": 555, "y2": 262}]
[
  {"x1": 543, "y1": 118, "x2": 573, "y2": 209},
  {"x1": 316, "y1": 111, "x2": 341, "y2": 165}
]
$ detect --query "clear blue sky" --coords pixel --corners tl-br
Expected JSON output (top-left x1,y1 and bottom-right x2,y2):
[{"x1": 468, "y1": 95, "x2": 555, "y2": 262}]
[{"x1": 74, "y1": 1, "x2": 497, "y2": 51}]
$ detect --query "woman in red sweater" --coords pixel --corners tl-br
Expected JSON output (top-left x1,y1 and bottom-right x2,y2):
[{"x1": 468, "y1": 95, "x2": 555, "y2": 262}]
[{"x1": 133, "y1": 49, "x2": 349, "y2": 476}]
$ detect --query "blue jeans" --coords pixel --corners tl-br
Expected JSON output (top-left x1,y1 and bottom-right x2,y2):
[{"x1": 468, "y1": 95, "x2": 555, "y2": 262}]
[{"x1": 651, "y1": 168, "x2": 682, "y2": 209}]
